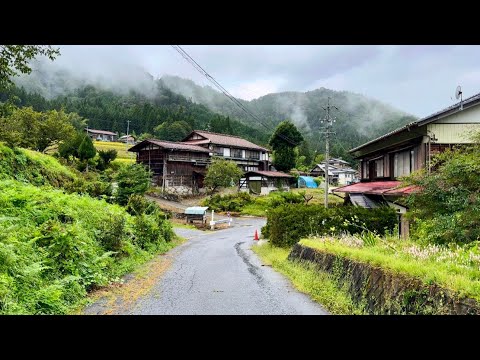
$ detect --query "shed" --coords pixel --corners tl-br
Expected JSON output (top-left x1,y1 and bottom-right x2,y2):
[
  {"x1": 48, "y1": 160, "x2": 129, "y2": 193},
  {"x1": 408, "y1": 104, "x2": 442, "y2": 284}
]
[
  {"x1": 298, "y1": 176, "x2": 318, "y2": 188},
  {"x1": 184, "y1": 206, "x2": 209, "y2": 224},
  {"x1": 239, "y1": 170, "x2": 293, "y2": 195}
]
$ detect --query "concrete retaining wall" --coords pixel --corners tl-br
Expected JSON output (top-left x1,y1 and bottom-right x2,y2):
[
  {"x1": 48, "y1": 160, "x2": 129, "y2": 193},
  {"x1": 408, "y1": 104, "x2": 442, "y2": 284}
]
[{"x1": 288, "y1": 244, "x2": 480, "y2": 315}]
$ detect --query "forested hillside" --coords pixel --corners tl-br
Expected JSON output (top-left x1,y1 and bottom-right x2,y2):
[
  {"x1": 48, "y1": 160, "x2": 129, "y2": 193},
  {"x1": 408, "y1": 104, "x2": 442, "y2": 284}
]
[{"x1": 4, "y1": 62, "x2": 417, "y2": 164}]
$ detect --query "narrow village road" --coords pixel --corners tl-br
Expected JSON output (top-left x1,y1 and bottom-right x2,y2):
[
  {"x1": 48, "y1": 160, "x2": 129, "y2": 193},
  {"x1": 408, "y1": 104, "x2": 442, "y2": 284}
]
[{"x1": 106, "y1": 217, "x2": 328, "y2": 315}]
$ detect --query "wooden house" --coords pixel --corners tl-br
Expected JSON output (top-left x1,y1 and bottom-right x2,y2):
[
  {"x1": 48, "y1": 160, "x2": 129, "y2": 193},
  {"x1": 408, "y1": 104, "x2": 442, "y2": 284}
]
[
  {"x1": 86, "y1": 129, "x2": 118, "y2": 142},
  {"x1": 333, "y1": 92, "x2": 480, "y2": 238},
  {"x1": 182, "y1": 130, "x2": 270, "y2": 172},
  {"x1": 128, "y1": 139, "x2": 210, "y2": 194}
]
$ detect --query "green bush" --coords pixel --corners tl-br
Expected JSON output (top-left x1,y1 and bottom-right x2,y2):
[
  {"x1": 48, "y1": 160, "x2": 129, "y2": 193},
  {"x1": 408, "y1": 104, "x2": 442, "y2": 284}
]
[
  {"x1": 203, "y1": 192, "x2": 253, "y2": 212},
  {"x1": 265, "y1": 204, "x2": 397, "y2": 247},
  {"x1": 0, "y1": 179, "x2": 173, "y2": 314},
  {"x1": 115, "y1": 164, "x2": 151, "y2": 205},
  {"x1": 266, "y1": 191, "x2": 303, "y2": 207},
  {"x1": 126, "y1": 194, "x2": 160, "y2": 216}
]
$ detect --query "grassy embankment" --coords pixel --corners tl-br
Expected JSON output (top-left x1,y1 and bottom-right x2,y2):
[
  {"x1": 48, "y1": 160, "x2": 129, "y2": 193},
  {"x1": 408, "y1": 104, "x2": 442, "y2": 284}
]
[
  {"x1": 299, "y1": 236, "x2": 480, "y2": 301},
  {"x1": 252, "y1": 242, "x2": 364, "y2": 314},
  {"x1": 0, "y1": 144, "x2": 180, "y2": 314}
]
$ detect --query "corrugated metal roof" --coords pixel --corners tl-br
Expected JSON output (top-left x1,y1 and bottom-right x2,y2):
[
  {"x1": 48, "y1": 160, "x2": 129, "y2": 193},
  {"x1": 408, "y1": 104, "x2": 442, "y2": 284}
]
[
  {"x1": 333, "y1": 181, "x2": 401, "y2": 194},
  {"x1": 184, "y1": 206, "x2": 209, "y2": 215},
  {"x1": 128, "y1": 139, "x2": 211, "y2": 153},
  {"x1": 333, "y1": 181, "x2": 419, "y2": 195},
  {"x1": 349, "y1": 91, "x2": 480, "y2": 153},
  {"x1": 244, "y1": 170, "x2": 293, "y2": 178},
  {"x1": 183, "y1": 130, "x2": 269, "y2": 151}
]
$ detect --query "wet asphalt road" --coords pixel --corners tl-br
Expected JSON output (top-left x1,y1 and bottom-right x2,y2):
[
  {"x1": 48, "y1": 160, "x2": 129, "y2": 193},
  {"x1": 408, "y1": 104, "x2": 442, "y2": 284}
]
[{"x1": 121, "y1": 217, "x2": 328, "y2": 315}]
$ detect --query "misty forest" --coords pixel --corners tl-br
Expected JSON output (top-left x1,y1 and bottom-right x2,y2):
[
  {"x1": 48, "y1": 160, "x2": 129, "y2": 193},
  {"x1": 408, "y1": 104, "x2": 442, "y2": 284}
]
[{"x1": 2, "y1": 60, "x2": 416, "y2": 168}]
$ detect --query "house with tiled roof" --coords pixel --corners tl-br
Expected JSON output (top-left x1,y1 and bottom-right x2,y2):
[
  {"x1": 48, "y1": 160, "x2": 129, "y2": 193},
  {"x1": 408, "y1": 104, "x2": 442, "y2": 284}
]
[
  {"x1": 181, "y1": 130, "x2": 270, "y2": 172},
  {"x1": 128, "y1": 131, "x2": 276, "y2": 194},
  {"x1": 128, "y1": 139, "x2": 211, "y2": 194},
  {"x1": 86, "y1": 128, "x2": 118, "y2": 142},
  {"x1": 333, "y1": 91, "x2": 480, "y2": 238}
]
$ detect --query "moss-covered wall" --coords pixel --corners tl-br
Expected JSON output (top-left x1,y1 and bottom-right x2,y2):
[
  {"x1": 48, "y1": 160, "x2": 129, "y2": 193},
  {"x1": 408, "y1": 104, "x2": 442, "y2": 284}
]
[{"x1": 288, "y1": 244, "x2": 480, "y2": 315}]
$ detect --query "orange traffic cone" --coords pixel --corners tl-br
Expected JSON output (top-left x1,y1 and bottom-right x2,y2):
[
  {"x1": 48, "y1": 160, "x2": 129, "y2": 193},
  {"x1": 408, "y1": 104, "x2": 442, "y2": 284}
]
[{"x1": 254, "y1": 229, "x2": 259, "y2": 241}]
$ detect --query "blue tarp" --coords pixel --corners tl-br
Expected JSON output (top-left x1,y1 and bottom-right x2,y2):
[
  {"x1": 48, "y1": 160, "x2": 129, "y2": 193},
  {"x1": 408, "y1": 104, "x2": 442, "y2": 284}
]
[{"x1": 298, "y1": 176, "x2": 318, "y2": 188}]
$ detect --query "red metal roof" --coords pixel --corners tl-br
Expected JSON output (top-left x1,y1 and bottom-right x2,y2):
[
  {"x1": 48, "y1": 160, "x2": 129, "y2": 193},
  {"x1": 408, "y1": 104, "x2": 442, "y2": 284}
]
[
  {"x1": 183, "y1": 130, "x2": 269, "y2": 151},
  {"x1": 333, "y1": 181, "x2": 401, "y2": 194},
  {"x1": 383, "y1": 185, "x2": 419, "y2": 195},
  {"x1": 332, "y1": 181, "x2": 416, "y2": 195},
  {"x1": 245, "y1": 170, "x2": 293, "y2": 178},
  {"x1": 128, "y1": 139, "x2": 210, "y2": 153}
]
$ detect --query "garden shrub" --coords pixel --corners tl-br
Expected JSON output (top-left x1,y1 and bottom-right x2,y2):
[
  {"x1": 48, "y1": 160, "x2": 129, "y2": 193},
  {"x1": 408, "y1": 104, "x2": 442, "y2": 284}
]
[
  {"x1": 265, "y1": 204, "x2": 397, "y2": 247},
  {"x1": 203, "y1": 192, "x2": 253, "y2": 212}
]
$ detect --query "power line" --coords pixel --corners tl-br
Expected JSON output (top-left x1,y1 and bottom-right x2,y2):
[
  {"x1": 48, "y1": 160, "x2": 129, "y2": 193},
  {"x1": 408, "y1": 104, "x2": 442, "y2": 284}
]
[{"x1": 171, "y1": 45, "x2": 299, "y2": 147}]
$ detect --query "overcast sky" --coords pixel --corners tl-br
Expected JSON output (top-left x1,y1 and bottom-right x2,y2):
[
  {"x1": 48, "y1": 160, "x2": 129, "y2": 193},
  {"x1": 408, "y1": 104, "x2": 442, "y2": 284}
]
[{"x1": 52, "y1": 45, "x2": 480, "y2": 118}]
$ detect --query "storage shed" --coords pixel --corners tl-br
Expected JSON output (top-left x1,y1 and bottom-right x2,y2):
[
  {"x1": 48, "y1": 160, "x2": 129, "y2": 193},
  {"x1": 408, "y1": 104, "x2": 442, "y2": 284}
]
[{"x1": 184, "y1": 206, "x2": 209, "y2": 224}]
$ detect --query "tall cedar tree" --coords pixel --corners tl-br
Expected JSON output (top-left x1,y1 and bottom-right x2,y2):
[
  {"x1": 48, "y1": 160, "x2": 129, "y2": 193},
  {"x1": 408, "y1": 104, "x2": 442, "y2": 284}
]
[
  {"x1": 78, "y1": 135, "x2": 96, "y2": 171},
  {"x1": 269, "y1": 120, "x2": 304, "y2": 172}
]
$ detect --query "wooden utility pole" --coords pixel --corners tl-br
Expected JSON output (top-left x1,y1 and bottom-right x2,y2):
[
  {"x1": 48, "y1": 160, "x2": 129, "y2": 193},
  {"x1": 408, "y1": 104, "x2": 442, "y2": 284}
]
[{"x1": 321, "y1": 97, "x2": 337, "y2": 208}]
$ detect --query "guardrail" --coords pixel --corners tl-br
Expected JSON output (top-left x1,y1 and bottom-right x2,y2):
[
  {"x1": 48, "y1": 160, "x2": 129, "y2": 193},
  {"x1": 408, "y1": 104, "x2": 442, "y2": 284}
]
[{"x1": 209, "y1": 210, "x2": 232, "y2": 230}]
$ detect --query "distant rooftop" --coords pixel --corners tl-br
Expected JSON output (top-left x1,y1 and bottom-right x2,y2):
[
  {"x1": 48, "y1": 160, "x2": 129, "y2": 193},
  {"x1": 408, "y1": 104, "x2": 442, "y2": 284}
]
[
  {"x1": 183, "y1": 130, "x2": 269, "y2": 151},
  {"x1": 128, "y1": 139, "x2": 210, "y2": 153},
  {"x1": 86, "y1": 129, "x2": 117, "y2": 136}
]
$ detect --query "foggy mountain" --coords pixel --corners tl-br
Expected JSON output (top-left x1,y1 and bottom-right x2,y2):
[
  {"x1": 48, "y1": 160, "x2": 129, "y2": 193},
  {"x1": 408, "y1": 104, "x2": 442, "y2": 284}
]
[
  {"x1": 159, "y1": 75, "x2": 417, "y2": 141},
  {"x1": 10, "y1": 60, "x2": 417, "y2": 160}
]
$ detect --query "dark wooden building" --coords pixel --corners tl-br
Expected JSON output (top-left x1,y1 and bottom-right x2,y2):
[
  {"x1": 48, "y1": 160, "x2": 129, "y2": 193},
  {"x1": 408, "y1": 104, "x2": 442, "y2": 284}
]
[
  {"x1": 128, "y1": 139, "x2": 211, "y2": 194},
  {"x1": 182, "y1": 130, "x2": 270, "y2": 172}
]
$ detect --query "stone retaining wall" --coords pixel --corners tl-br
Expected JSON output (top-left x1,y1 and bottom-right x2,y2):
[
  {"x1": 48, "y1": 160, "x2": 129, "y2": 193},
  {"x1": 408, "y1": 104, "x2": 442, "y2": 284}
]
[{"x1": 288, "y1": 244, "x2": 480, "y2": 315}]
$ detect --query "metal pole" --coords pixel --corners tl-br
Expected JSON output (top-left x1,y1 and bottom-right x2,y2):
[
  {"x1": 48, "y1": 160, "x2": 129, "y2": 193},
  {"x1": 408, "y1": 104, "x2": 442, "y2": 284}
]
[
  {"x1": 321, "y1": 97, "x2": 337, "y2": 209},
  {"x1": 325, "y1": 125, "x2": 329, "y2": 208}
]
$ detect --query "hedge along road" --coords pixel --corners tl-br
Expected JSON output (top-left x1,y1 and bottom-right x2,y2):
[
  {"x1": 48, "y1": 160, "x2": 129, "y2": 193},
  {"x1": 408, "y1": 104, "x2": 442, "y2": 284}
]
[{"x1": 88, "y1": 217, "x2": 328, "y2": 315}]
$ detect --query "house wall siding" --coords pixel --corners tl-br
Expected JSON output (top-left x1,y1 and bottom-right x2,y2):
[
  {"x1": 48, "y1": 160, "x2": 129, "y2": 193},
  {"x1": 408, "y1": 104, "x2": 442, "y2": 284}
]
[{"x1": 428, "y1": 123, "x2": 480, "y2": 143}]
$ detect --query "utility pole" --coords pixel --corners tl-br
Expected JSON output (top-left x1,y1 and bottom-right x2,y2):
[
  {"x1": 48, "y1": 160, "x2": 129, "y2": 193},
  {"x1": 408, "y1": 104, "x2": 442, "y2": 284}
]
[
  {"x1": 321, "y1": 97, "x2": 337, "y2": 208},
  {"x1": 126, "y1": 120, "x2": 132, "y2": 158}
]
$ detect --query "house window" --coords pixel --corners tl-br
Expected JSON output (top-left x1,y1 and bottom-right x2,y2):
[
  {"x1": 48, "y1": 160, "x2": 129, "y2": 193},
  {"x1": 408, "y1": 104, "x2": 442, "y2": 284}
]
[
  {"x1": 375, "y1": 158, "x2": 384, "y2": 178},
  {"x1": 245, "y1": 150, "x2": 260, "y2": 159},
  {"x1": 214, "y1": 146, "x2": 224, "y2": 156},
  {"x1": 362, "y1": 160, "x2": 369, "y2": 179},
  {"x1": 231, "y1": 148, "x2": 242, "y2": 158},
  {"x1": 394, "y1": 149, "x2": 413, "y2": 178}
]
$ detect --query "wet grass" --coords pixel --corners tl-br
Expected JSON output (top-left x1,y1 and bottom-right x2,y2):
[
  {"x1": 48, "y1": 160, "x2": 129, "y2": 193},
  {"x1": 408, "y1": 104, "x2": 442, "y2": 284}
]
[
  {"x1": 75, "y1": 235, "x2": 186, "y2": 315},
  {"x1": 252, "y1": 242, "x2": 365, "y2": 315},
  {"x1": 300, "y1": 237, "x2": 480, "y2": 301}
]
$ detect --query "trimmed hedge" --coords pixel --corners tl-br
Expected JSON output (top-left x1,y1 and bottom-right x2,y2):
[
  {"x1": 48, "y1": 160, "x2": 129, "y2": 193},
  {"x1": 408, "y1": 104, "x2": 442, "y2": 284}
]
[{"x1": 263, "y1": 204, "x2": 397, "y2": 247}]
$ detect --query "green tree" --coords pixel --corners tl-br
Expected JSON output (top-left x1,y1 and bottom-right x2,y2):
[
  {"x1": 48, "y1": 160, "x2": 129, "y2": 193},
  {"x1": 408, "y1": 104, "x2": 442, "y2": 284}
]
[
  {"x1": 0, "y1": 106, "x2": 40, "y2": 148},
  {"x1": 154, "y1": 120, "x2": 191, "y2": 141},
  {"x1": 58, "y1": 131, "x2": 85, "y2": 161},
  {"x1": 36, "y1": 109, "x2": 76, "y2": 152},
  {"x1": 269, "y1": 120, "x2": 304, "y2": 172},
  {"x1": 405, "y1": 133, "x2": 480, "y2": 245},
  {"x1": 0, "y1": 45, "x2": 60, "y2": 90},
  {"x1": 0, "y1": 107, "x2": 76, "y2": 152},
  {"x1": 204, "y1": 158, "x2": 244, "y2": 194},
  {"x1": 115, "y1": 164, "x2": 152, "y2": 205},
  {"x1": 78, "y1": 135, "x2": 96, "y2": 171},
  {"x1": 97, "y1": 149, "x2": 118, "y2": 170}
]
